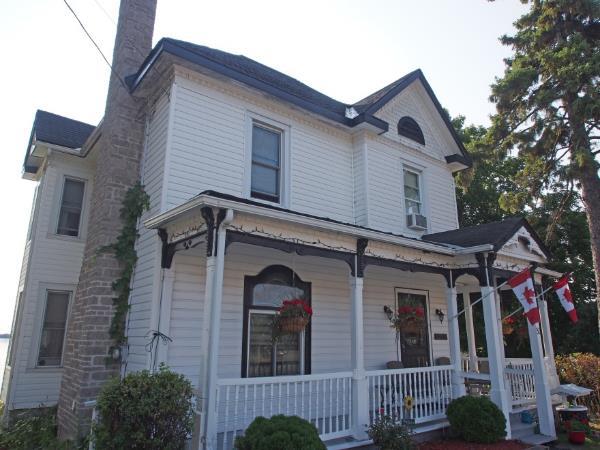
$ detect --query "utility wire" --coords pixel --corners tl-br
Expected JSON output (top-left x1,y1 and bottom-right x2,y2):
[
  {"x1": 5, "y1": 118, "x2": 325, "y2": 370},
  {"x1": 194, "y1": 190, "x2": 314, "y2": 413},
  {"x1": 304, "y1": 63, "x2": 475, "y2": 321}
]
[{"x1": 62, "y1": 0, "x2": 130, "y2": 92}]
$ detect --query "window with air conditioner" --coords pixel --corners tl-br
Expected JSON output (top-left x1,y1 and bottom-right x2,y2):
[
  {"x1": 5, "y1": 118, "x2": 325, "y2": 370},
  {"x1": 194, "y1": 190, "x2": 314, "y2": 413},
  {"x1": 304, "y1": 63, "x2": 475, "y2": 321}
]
[{"x1": 403, "y1": 169, "x2": 427, "y2": 230}]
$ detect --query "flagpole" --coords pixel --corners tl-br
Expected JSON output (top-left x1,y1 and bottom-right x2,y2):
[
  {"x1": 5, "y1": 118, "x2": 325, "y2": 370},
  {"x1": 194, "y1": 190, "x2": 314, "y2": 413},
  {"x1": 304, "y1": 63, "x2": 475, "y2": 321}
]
[
  {"x1": 451, "y1": 279, "x2": 510, "y2": 319},
  {"x1": 500, "y1": 283, "x2": 555, "y2": 321}
]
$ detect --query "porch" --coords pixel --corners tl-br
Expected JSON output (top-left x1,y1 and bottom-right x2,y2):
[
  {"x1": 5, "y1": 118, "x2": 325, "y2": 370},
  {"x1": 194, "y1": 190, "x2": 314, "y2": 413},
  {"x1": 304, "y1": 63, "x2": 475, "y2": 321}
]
[{"x1": 142, "y1": 197, "x2": 559, "y2": 449}]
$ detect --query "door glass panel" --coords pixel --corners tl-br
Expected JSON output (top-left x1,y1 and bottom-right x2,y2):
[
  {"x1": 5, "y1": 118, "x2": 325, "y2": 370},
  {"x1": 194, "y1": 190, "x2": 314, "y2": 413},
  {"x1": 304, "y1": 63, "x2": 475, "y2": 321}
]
[{"x1": 397, "y1": 292, "x2": 429, "y2": 368}]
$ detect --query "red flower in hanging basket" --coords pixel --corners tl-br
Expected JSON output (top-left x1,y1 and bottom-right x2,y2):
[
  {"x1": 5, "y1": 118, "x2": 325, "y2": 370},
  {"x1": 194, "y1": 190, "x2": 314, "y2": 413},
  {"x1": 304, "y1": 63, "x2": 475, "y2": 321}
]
[
  {"x1": 275, "y1": 298, "x2": 312, "y2": 334},
  {"x1": 389, "y1": 303, "x2": 426, "y2": 332}
]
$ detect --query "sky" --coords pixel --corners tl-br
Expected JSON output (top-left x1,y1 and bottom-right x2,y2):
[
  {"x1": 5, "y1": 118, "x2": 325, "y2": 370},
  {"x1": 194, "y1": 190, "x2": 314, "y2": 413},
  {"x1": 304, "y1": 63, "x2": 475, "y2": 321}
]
[{"x1": 0, "y1": 0, "x2": 529, "y2": 333}]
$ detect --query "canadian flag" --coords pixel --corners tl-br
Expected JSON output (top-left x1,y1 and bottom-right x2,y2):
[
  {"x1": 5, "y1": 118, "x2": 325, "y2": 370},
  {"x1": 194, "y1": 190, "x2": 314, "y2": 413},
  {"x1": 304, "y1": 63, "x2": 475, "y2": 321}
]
[
  {"x1": 553, "y1": 275, "x2": 578, "y2": 323},
  {"x1": 507, "y1": 268, "x2": 540, "y2": 325}
]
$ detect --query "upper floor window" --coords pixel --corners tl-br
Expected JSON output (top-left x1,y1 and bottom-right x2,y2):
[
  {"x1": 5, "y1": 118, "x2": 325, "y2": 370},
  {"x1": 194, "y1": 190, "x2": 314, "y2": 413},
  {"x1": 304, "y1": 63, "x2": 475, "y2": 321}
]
[
  {"x1": 242, "y1": 265, "x2": 311, "y2": 378},
  {"x1": 404, "y1": 169, "x2": 422, "y2": 215},
  {"x1": 37, "y1": 290, "x2": 70, "y2": 367},
  {"x1": 398, "y1": 116, "x2": 425, "y2": 145},
  {"x1": 251, "y1": 123, "x2": 281, "y2": 204},
  {"x1": 57, "y1": 178, "x2": 85, "y2": 237}
]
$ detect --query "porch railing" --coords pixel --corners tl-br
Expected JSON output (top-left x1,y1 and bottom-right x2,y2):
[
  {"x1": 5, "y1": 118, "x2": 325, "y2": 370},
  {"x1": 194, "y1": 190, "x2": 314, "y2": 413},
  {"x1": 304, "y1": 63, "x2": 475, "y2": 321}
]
[
  {"x1": 366, "y1": 365, "x2": 454, "y2": 425},
  {"x1": 215, "y1": 371, "x2": 353, "y2": 448},
  {"x1": 505, "y1": 364, "x2": 536, "y2": 406}
]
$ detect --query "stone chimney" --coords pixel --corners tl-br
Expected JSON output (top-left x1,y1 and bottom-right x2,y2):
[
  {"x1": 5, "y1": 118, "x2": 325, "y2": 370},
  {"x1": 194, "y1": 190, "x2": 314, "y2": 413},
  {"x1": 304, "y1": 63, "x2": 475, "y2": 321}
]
[{"x1": 57, "y1": 0, "x2": 157, "y2": 440}]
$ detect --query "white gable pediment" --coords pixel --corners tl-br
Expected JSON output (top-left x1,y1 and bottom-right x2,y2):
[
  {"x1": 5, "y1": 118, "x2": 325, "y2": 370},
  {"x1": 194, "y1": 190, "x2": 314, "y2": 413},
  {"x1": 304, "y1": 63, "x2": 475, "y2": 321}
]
[
  {"x1": 372, "y1": 80, "x2": 462, "y2": 163},
  {"x1": 498, "y1": 226, "x2": 548, "y2": 263}
]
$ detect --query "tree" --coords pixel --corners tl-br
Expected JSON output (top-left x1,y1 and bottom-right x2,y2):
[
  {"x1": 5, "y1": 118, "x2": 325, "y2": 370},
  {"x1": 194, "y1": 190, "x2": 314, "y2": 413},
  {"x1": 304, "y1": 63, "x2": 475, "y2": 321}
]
[
  {"x1": 452, "y1": 115, "x2": 599, "y2": 354},
  {"x1": 489, "y1": 0, "x2": 600, "y2": 332}
]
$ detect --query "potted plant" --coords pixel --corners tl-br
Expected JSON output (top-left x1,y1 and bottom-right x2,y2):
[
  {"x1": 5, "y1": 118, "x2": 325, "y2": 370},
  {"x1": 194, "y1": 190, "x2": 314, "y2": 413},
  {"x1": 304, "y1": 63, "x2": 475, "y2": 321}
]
[
  {"x1": 567, "y1": 419, "x2": 589, "y2": 445},
  {"x1": 274, "y1": 299, "x2": 312, "y2": 334},
  {"x1": 502, "y1": 316, "x2": 516, "y2": 335}
]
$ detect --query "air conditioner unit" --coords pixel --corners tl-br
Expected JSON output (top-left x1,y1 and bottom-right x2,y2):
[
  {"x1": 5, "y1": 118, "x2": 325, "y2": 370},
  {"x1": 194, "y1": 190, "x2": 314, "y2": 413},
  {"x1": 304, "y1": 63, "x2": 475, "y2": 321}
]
[{"x1": 406, "y1": 212, "x2": 427, "y2": 230}]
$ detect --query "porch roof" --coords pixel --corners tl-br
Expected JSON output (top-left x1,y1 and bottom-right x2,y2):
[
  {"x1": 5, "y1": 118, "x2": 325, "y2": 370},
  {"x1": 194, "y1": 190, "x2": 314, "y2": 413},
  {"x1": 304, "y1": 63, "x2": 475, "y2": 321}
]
[
  {"x1": 423, "y1": 217, "x2": 551, "y2": 259},
  {"x1": 144, "y1": 190, "x2": 495, "y2": 257}
]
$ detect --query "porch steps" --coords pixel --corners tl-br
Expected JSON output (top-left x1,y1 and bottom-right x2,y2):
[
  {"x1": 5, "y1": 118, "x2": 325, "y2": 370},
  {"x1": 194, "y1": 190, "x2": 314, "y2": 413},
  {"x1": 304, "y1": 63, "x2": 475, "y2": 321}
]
[{"x1": 510, "y1": 411, "x2": 555, "y2": 446}]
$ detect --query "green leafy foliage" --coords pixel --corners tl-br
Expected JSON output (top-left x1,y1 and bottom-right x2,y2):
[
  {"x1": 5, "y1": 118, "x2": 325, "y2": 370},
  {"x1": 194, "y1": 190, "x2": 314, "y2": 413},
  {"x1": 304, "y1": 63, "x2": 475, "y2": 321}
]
[
  {"x1": 451, "y1": 113, "x2": 599, "y2": 357},
  {"x1": 0, "y1": 408, "x2": 75, "y2": 450},
  {"x1": 92, "y1": 365, "x2": 194, "y2": 450},
  {"x1": 366, "y1": 415, "x2": 415, "y2": 450},
  {"x1": 488, "y1": 0, "x2": 600, "y2": 332},
  {"x1": 234, "y1": 415, "x2": 325, "y2": 450},
  {"x1": 446, "y1": 396, "x2": 506, "y2": 443},
  {"x1": 99, "y1": 183, "x2": 149, "y2": 345},
  {"x1": 555, "y1": 353, "x2": 600, "y2": 415}
]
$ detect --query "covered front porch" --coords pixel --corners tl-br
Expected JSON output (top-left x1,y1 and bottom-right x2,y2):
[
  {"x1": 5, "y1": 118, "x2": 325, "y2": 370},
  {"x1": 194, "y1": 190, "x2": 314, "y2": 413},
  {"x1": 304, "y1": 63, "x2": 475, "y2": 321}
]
[{"x1": 143, "y1": 193, "x2": 559, "y2": 449}]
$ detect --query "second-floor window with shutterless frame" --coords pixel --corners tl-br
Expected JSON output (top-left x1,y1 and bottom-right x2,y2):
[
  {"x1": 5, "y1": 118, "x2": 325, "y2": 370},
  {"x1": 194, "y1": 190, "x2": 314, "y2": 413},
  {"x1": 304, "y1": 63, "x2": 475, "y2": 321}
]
[
  {"x1": 56, "y1": 177, "x2": 85, "y2": 237},
  {"x1": 403, "y1": 168, "x2": 422, "y2": 215},
  {"x1": 250, "y1": 122, "x2": 282, "y2": 204}
]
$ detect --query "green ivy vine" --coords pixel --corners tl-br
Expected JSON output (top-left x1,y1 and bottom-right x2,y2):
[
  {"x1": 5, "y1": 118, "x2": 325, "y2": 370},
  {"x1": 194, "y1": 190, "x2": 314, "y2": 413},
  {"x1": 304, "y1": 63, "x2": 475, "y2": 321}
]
[{"x1": 100, "y1": 182, "x2": 150, "y2": 346}]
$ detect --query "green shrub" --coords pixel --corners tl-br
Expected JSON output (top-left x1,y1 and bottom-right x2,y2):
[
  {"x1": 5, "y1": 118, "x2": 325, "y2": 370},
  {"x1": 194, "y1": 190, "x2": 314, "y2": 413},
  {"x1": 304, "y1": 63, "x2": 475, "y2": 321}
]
[
  {"x1": 234, "y1": 415, "x2": 325, "y2": 450},
  {"x1": 367, "y1": 415, "x2": 414, "y2": 450},
  {"x1": 0, "y1": 407, "x2": 73, "y2": 449},
  {"x1": 556, "y1": 353, "x2": 600, "y2": 417},
  {"x1": 92, "y1": 365, "x2": 194, "y2": 450},
  {"x1": 446, "y1": 396, "x2": 506, "y2": 443}
]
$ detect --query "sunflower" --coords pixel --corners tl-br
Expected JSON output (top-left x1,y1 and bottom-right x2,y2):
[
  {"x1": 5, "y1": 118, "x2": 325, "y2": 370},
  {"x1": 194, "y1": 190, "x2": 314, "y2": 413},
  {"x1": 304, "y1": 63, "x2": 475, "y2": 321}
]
[{"x1": 403, "y1": 395, "x2": 414, "y2": 410}]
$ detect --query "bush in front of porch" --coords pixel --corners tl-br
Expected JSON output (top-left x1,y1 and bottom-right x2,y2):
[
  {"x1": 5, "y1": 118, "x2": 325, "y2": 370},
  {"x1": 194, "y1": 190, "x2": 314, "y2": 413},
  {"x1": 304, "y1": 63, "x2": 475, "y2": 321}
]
[
  {"x1": 92, "y1": 365, "x2": 194, "y2": 450},
  {"x1": 234, "y1": 415, "x2": 325, "y2": 450},
  {"x1": 367, "y1": 415, "x2": 415, "y2": 450},
  {"x1": 446, "y1": 396, "x2": 506, "y2": 444}
]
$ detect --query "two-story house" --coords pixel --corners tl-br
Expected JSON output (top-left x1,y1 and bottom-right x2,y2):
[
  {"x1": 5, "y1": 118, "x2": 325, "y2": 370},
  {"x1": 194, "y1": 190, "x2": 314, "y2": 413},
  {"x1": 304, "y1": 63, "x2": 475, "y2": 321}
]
[{"x1": 3, "y1": 2, "x2": 563, "y2": 448}]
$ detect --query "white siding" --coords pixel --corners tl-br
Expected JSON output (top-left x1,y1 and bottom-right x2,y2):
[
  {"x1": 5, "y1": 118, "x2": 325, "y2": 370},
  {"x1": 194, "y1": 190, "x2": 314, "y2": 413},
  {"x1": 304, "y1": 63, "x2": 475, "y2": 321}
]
[
  {"x1": 363, "y1": 265, "x2": 450, "y2": 370},
  {"x1": 366, "y1": 138, "x2": 458, "y2": 235},
  {"x1": 4, "y1": 152, "x2": 94, "y2": 410},
  {"x1": 165, "y1": 73, "x2": 355, "y2": 223},
  {"x1": 126, "y1": 91, "x2": 172, "y2": 372},
  {"x1": 163, "y1": 243, "x2": 451, "y2": 389}
]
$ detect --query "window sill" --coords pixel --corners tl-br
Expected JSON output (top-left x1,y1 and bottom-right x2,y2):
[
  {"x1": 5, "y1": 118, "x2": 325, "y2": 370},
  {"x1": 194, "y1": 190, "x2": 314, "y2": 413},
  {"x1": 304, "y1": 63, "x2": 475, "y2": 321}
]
[
  {"x1": 46, "y1": 232, "x2": 84, "y2": 243},
  {"x1": 26, "y1": 366, "x2": 64, "y2": 374}
]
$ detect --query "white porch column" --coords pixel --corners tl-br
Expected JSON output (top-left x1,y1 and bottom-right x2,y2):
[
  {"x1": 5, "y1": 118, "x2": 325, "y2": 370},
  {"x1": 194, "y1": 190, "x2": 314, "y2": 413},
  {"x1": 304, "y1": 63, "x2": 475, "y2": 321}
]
[
  {"x1": 480, "y1": 283, "x2": 512, "y2": 438},
  {"x1": 350, "y1": 274, "x2": 369, "y2": 439},
  {"x1": 461, "y1": 287, "x2": 478, "y2": 372},
  {"x1": 156, "y1": 268, "x2": 175, "y2": 366},
  {"x1": 446, "y1": 282, "x2": 466, "y2": 398},
  {"x1": 200, "y1": 209, "x2": 234, "y2": 450},
  {"x1": 538, "y1": 287, "x2": 560, "y2": 388},
  {"x1": 528, "y1": 317, "x2": 556, "y2": 437}
]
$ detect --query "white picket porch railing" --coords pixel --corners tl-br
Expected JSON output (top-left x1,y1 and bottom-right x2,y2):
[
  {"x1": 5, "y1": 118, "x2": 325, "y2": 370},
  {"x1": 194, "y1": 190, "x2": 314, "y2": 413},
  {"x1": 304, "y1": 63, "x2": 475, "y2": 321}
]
[
  {"x1": 505, "y1": 359, "x2": 536, "y2": 406},
  {"x1": 215, "y1": 371, "x2": 353, "y2": 449},
  {"x1": 366, "y1": 365, "x2": 454, "y2": 425}
]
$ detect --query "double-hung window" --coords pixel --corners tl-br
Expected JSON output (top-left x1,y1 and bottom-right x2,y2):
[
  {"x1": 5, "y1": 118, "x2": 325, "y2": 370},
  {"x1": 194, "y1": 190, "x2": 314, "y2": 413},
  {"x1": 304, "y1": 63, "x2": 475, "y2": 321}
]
[
  {"x1": 37, "y1": 290, "x2": 70, "y2": 367},
  {"x1": 250, "y1": 123, "x2": 282, "y2": 204},
  {"x1": 57, "y1": 178, "x2": 85, "y2": 237},
  {"x1": 403, "y1": 169, "x2": 422, "y2": 215},
  {"x1": 243, "y1": 266, "x2": 311, "y2": 378}
]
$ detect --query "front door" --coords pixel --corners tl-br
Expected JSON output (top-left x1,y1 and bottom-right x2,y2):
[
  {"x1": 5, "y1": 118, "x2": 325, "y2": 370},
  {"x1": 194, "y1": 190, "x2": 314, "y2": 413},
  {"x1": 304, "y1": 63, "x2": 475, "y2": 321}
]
[{"x1": 396, "y1": 289, "x2": 430, "y2": 367}]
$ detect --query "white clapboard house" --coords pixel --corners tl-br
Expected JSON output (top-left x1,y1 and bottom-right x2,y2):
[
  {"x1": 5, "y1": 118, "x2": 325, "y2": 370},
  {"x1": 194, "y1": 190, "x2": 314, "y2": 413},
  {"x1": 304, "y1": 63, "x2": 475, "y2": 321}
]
[{"x1": 4, "y1": 38, "x2": 564, "y2": 448}]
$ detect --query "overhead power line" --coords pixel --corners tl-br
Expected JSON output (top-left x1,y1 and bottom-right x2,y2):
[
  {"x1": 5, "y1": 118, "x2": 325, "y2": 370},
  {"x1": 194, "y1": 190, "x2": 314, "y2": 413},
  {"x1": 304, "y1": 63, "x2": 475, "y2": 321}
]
[{"x1": 62, "y1": 0, "x2": 129, "y2": 92}]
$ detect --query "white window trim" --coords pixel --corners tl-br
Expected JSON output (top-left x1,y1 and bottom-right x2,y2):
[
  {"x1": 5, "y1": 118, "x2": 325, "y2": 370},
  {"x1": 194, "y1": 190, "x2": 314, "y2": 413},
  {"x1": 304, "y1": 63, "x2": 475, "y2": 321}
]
[
  {"x1": 54, "y1": 175, "x2": 87, "y2": 239},
  {"x1": 32, "y1": 286, "x2": 73, "y2": 369},
  {"x1": 394, "y1": 287, "x2": 433, "y2": 366},
  {"x1": 244, "y1": 112, "x2": 291, "y2": 208},
  {"x1": 401, "y1": 163, "x2": 430, "y2": 233},
  {"x1": 246, "y1": 309, "x2": 305, "y2": 377}
]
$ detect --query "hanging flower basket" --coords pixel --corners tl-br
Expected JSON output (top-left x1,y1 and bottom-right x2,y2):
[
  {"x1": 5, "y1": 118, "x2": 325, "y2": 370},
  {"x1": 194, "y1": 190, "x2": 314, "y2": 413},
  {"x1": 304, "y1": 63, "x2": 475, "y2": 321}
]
[
  {"x1": 502, "y1": 316, "x2": 517, "y2": 335},
  {"x1": 278, "y1": 316, "x2": 310, "y2": 334},
  {"x1": 389, "y1": 304, "x2": 425, "y2": 333},
  {"x1": 274, "y1": 299, "x2": 312, "y2": 335}
]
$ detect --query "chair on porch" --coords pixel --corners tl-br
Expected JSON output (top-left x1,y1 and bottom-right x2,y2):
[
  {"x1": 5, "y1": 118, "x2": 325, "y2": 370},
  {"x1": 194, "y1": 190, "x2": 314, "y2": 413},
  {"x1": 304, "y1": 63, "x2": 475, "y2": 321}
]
[{"x1": 435, "y1": 357, "x2": 450, "y2": 366}]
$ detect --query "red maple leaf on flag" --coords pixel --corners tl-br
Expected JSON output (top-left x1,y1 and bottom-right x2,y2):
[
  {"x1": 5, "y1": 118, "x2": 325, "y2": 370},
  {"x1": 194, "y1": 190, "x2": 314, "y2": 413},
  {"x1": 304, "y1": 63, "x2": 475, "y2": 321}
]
[
  {"x1": 563, "y1": 288, "x2": 573, "y2": 303},
  {"x1": 524, "y1": 287, "x2": 535, "y2": 304}
]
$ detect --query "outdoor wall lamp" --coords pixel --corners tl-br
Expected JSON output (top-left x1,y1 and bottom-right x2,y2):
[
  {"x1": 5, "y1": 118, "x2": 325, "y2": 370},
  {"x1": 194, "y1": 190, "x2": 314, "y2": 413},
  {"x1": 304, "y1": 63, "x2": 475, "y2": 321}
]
[
  {"x1": 435, "y1": 308, "x2": 445, "y2": 324},
  {"x1": 383, "y1": 305, "x2": 394, "y2": 320}
]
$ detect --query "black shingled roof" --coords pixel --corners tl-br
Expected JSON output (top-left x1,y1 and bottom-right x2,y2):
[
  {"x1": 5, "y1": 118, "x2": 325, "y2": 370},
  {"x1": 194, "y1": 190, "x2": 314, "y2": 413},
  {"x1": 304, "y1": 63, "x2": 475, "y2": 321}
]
[
  {"x1": 31, "y1": 110, "x2": 95, "y2": 149},
  {"x1": 23, "y1": 110, "x2": 96, "y2": 174},
  {"x1": 129, "y1": 38, "x2": 470, "y2": 164},
  {"x1": 423, "y1": 217, "x2": 550, "y2": 258}
]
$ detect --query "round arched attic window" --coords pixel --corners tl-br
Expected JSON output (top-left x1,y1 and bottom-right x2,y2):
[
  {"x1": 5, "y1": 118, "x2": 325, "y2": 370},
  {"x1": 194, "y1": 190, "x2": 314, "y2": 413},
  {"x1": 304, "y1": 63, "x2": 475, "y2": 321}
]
[{"x1": 397, "y1": 116, "x2": 425, "y2": 145}]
